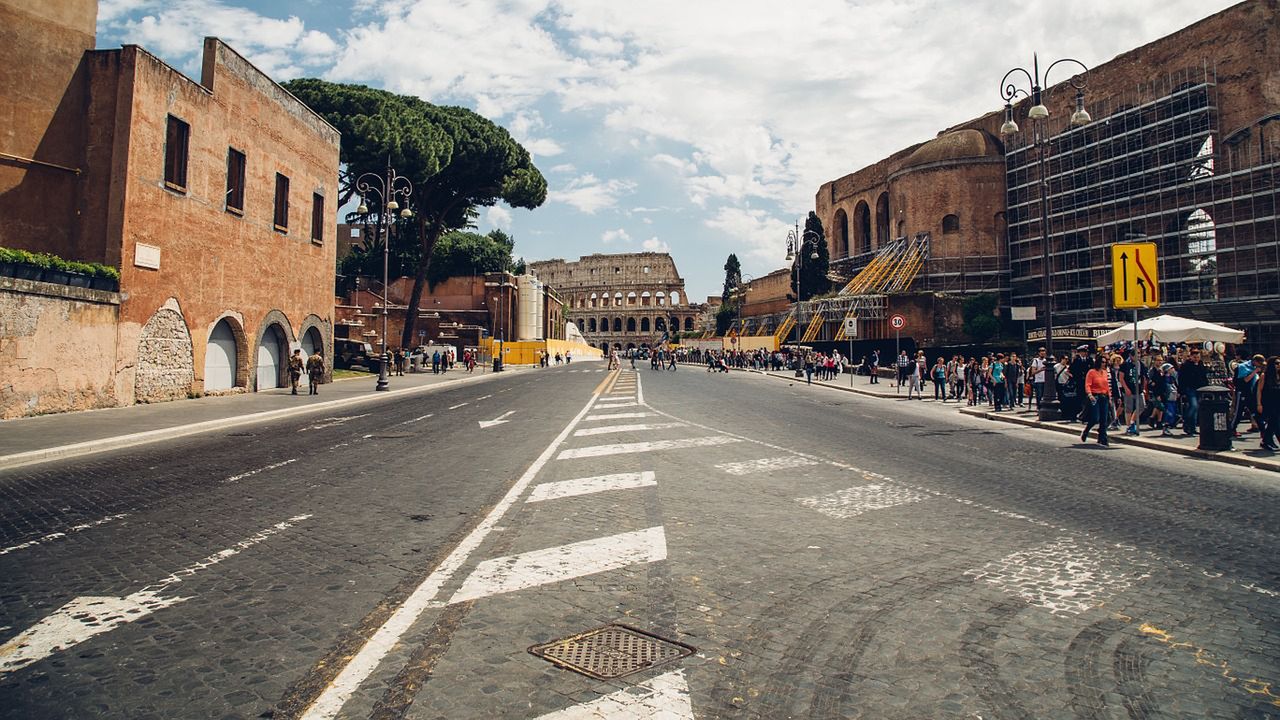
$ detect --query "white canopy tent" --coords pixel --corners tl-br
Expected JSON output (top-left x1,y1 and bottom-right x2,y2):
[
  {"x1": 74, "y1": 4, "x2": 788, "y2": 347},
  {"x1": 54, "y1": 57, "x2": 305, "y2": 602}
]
[{"x1": 1094, "y1": 313, "x2": 1245, "y2": 346}]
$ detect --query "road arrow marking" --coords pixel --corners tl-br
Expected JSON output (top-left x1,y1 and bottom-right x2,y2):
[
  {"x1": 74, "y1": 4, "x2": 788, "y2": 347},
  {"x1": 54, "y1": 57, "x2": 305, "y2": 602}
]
[
  {"x1": 0, "y1": 514, "x2": 312, "y2": 675},
  {"x1": 478, "y1": 410, "x2": 515, "y2": 429}
]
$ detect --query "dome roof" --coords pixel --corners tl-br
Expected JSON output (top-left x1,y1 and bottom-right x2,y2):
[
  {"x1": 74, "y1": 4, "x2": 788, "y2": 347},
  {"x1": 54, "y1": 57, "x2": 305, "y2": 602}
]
[{"x1": 900, "y1": 129, "x2": 1001, "y2": 169}]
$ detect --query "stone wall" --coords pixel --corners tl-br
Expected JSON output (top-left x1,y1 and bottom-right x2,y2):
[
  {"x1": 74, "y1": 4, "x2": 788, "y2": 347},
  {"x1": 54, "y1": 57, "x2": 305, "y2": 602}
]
[
  {"x1": 0, "y1": 278, "x2": 121, "y2": 419},
  {"x1": 134, "y1": 304, "x2": 195, "y2": 402}
]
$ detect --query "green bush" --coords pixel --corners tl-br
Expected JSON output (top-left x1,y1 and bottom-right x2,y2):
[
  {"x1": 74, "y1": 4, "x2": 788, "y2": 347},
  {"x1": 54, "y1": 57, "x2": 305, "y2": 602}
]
[{"x1": 0, "y1": 245, "x2": 118, "y2": 280}]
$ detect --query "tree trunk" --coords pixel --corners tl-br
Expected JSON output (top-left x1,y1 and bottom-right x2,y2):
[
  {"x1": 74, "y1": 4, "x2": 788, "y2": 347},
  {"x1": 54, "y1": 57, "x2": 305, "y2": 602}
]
[{"x1": 400, "y1": 218, "x2": 444, "y2": 349}]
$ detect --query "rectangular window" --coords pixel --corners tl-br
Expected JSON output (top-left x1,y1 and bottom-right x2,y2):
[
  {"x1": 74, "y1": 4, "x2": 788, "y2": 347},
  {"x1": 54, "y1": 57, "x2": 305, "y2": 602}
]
[
  {"x1": 164, "y1": 115, "x2": 189, "y2": 192},
  {"x1": 311, "y1": 193, "x2": 324, "y2": 243},
  {"x1": 225, "y1": 148, "x2": 246, "y2": 214},
  {"x1": 273, "y1": 173, "x2": 289, "y2": 231}
]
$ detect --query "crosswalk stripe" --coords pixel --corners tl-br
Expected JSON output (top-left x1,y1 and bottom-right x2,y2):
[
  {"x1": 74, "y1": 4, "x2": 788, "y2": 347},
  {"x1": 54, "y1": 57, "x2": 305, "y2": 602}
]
[
  {"x1": 584, "y1": 412, "x2": 656, "y2": 421},
  {"x1": 573, "y1": 422, "x2": 687, "y2": 437},
  {"x1": 797, "y1": 484, "x2": 927, "y2": 519},
  {"x1": 594, "y1": 401, "x2": 639, "y2": 409},
  {"x1": 533, "y1": 669, "x2": 693, "y2": 719},
  {"x1": 449, "y1": 527, "x2": 667, "y2": 604},
  {"x1": 527, "y1": 471, "x2": 657, "y2": 503},
  {"x1": 557, "y1": 436, "x2": 738, "y2": 459},
  {"x1": 716, "y1": 456, "x2": 820, "y2": 475}
]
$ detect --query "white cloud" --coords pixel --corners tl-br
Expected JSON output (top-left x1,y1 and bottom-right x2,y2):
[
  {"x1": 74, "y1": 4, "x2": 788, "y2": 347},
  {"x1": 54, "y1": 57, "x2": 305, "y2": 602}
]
[
  {"x1": 549, "y1": 174, "x2": 636, "y2": 214},
  {"x1": 651, "y1": 153, "x2": 697, "y2": 175},
  {"x1": 486, "y1": 205, "x2": 513, "y2": 230},
  {"x1": 704, "y1": 206, "x2": 792, "y2": 271},
  {"x1": 297, "y1": 30, "x2": 339, "y2": 58},
  {"x1": 601, "y1": 228, "x2": 631, "y2": 244},
  {"x1": 642, "y1": 237, "x2": 671, "y2": 253},
  {"x1": 549, "y1": 163, "x2": 576, "y2": 174},
  {"x1": 507, "y1": 110, "x2": 565, "y2": 157}
]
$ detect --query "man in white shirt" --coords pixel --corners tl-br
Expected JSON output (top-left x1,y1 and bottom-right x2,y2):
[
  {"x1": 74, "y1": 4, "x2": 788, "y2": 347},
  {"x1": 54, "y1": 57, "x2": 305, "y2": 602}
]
[{"x1": 1030, "y1": 346, "x2": 1048, "y2": 410}]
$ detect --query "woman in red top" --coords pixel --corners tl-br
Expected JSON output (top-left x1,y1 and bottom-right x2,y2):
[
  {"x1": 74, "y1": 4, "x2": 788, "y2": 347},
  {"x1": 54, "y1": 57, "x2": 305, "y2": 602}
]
[{"x1": 1081, "y1": 355, "x2": 1112, "y2": 446}]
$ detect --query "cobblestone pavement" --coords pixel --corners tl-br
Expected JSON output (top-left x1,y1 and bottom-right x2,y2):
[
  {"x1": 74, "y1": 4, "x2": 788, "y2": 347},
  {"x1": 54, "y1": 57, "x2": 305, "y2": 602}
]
[{"x1": 1, "y1": 363, "x2": 1277, "y2": 719}]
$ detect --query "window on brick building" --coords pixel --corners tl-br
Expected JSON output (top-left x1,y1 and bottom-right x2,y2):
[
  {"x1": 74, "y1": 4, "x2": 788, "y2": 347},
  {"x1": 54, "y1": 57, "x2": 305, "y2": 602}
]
[
  {"x1": 225, "y1": 148, "x2": 246, "y2": 214},
  {"x1": 273, "y1": 173, "x2": 289, "y2": 231},
  {"x1": 311, "y1": 193, "x2": 324, "y2": 243},
  {"x1": 164, "y1": 115, "x2": 190, "y2": 192},
  {"x1": 942, "y1": 214, "x2": 960, "y2": 233}
]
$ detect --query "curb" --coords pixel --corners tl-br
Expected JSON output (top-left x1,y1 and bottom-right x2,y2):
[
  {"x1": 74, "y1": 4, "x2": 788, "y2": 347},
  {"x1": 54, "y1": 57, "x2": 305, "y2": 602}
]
[
  {"x1": 0, "y1": 369, "x2": 523, "y2": 471},
  {"x1": 716, "y1": 364, "x2": 1279, "y2": 474},
  {"x1": 958, "y1": 406, "x2": 1280, "y2": 473}
]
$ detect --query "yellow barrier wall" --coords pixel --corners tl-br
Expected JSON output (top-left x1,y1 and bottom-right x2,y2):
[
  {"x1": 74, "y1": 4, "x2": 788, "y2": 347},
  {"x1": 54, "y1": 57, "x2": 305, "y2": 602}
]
[
  {"x1": 729, "y1": 335, "x2": 778, "y2": 352},
  {"x1": 480, "y1": 338, "x2": 604, "y2": 365}
]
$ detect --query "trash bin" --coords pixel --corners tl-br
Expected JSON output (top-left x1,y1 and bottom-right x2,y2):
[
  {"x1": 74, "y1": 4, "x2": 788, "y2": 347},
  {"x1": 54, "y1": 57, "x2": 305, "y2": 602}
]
[
  {"x1": 493, "y1": 357, "x2": 503, "y2": 372},
  {"x1": 1197, "y1": 385, "x2": 1232, "y2": 451}
]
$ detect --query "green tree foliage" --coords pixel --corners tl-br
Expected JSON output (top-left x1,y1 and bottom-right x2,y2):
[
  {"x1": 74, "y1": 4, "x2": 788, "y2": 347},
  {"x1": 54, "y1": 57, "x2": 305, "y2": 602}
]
[
  {"x1": 283, "y1": 79, "x2": 547, "y2": 348},
  {"x1": 793, "y1": 212, "x2": 831, "y2": 301},
  {"x1": 963, "y1": 293, "x2": 1000, "y2": 342},
  {"x1": 715, "y1": 304, "x2": 737, "y2": 336},
  {"x1": 426, "y1": 229, "x2": 520, "y2": 289},
  {"x1": 721, "y1": 254, "x2": 742, "y2": 305}
]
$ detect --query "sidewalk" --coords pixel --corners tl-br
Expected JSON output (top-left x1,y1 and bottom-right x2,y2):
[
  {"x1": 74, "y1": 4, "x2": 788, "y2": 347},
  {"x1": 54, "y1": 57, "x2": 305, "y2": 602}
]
[
  {"x1": 728, "y1": 364, "x2": 1280, "y2": 474},
  {"x1": 0, "y1": 366, "x2": 526, "y2": 470}
]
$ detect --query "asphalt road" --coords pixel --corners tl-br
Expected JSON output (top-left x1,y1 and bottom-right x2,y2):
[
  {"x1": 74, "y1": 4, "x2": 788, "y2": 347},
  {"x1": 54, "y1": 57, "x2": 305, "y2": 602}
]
[{"x1": 0, "y1": 364, "x2": 1276, "y2": 719}]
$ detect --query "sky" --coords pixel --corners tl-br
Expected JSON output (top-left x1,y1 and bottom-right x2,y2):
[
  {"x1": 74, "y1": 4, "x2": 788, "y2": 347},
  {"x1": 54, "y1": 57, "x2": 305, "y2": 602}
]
[{"x1": 96, "y1": 0, "x2": 1239, "y2": 301}]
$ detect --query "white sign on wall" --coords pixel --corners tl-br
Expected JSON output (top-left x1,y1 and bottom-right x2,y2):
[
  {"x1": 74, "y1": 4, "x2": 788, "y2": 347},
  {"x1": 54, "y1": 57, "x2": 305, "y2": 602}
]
[
  {"x1": 1011, "y1": 306, "x2": 1037, "y2": 321},
  {"x1": 134, "y1": 243, "x2": 160, "y2": 270}
]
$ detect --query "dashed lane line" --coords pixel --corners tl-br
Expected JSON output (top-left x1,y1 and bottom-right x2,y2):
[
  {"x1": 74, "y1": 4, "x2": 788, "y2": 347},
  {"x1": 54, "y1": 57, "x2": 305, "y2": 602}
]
[
  {"x1": 556, "y1": 436, "x2": 738, "y2": 460},
  {"x1": 526, "y1": 471, "x2": 658, "y2": 503},
  {"x1": 0, "y1": 513, "x2": 130, "y2": 557},
  {"x1": 716, "y1": 456, "x2": 819, "y2": 475},
  {"x1": 223, "y1": 458, "x2": 297, "y2": 484}
]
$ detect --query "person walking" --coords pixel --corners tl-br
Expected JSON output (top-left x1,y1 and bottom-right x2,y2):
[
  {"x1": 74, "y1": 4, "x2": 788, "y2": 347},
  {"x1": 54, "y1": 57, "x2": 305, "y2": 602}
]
[
  {"x1": 667, "y1": 350, "x2": 678, "y2": 371},
  {"x1": 869, "y1": 350, "x2": 880, "y2": 384},
  {"x1": 991, "y1": 354, "x2": 1006, "y2": 412},
  {"x1": 287, "y1": 349, "x2": 304, "y2": 395},
  {"x1": 1119, "y1": 350, "x2": 1144, "y2": 435},
  {"x1": 1081, "y1": 355, "x2": 1111, "y2": 445},
  {"x1": 932, "y1": 357, "x2": 947, "y2": 401},
  {"x1": 305, "y1": 348, "x2": 325, "y2": 395},
  {"x1": 906, "y1": 356, "x2": 923, "y2": 399},
  {"x1": 1256, "y1": 356, "x2": 1280, "y2": 451},
  {"x1": 1068, "y1": 346, "x2": 1092, "y2": 422},
  {"x1": 1178, "y1": 347, "x2": 1208, "y2": 436},
  {"x1": 1232, "y1": 354, "x2": 1264, "y2": 436},
  {"x1": 1030, "y1": 347, "x2": 1048, "y2": 410}
]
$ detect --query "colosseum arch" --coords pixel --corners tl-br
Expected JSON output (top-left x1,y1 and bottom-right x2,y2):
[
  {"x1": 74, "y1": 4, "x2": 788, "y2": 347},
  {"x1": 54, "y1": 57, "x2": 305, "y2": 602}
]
[
  {"x1": 684, "y1": 317, "x2": 694, "y2": 331},
  {"x1": 599, "y1": 315, "x2": 609, "y2": 330},
  {"x1": 612, "y1": 317, "x2": 622, "y2": 332},
  {"x1": 656, "y1": 291, "x2": 666, "y2": 306},
  {"x1": 627, "y1": 291, "x2": 637, "y2": 305},
  {"x1": 670, "y1": 290, "x2": 680, "y2": 306},
  {"x1": 833, "y1": 208, "x2": 850, "y2": 258},
  {"x1": 614, "y1": 292, "x2": 623, "y2": 307},
  {"x1": 641, "y1": 317, "x2": 650, "y2": 332},
  {"x1": 588, "y1": 318, "x2": 597, "y2": 332},
  {"x1": 626, "y1": 317, "x2": 636, "y2": 332},
  {"x1": 641, "y1": 291, "x2": 652, "y2": 306},
  {"x1": 655, "y1": 317, "x2": 666, "y2": 331},
  {"x1": 855, "y1": 200, "x2": 872, "y2": 254},
  {"x1": 876, "y1": 193, "x2": 890, "y2": 244},
  {"x1": 135, "y1": 300, "x2": 194, "y2": 403}
]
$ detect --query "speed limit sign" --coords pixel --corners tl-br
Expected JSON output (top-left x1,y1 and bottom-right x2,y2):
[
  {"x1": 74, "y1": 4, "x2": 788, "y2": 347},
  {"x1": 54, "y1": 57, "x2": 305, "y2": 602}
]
[{"x1": 890, "y1": 314, "x2": 906, "y2": 330}]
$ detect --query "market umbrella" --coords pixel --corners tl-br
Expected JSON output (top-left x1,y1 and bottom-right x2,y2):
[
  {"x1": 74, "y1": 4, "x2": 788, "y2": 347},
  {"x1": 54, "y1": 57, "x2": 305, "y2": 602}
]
[{"x1": 1094, "y1": 313, "x2": 1245, "y2": 346}]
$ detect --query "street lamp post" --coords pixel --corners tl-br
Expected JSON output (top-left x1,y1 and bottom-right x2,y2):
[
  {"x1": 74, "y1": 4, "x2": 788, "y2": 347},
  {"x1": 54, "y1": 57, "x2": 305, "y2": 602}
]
[
  {"x1": 786, "y1": 222, "x2": 821, "y2": 377},
  {"x1": 356, "y1": 159, "x2": 414, "y2": 392},
  {"x1": 998, "y1": 54, "x2": 1090, "y2": 420}
]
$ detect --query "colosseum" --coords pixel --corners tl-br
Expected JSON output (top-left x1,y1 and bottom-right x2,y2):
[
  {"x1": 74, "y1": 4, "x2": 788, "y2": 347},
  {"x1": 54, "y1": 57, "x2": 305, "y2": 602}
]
[{"x1": 528, "y1": 253, "x2": 704, "y2": 353}]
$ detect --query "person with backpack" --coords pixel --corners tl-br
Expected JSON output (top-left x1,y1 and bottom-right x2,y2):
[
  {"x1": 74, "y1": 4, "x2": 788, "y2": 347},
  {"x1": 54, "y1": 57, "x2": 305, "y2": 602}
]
[
  {"x1": 991, "y1": 354, "x2": 1007, "y2": 412},
  {"x1": 1232, "y1": 353, "x2": 1264, "y2": 436}
]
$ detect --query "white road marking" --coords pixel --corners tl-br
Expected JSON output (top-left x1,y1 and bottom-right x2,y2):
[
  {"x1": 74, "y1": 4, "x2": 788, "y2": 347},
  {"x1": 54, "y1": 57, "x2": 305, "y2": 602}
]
[
  {"x1": 222, "y1": 458, "x2": 297, "y2": 484},
  {"x1": 636, "y1": 375, "x2": 645, "y2": 405},
  {"x1": 478, "y1": 411, "x2": 516, "y2": 429},
  {"x1": 716, "y1": 456, "x2": 819, "y2": 476},
  {"x1": 476, "y1": 394, "x2": 493, "y2": 401},
  {"x1": 0, "y1": 513, "x2": 130, "y2": 557},
  {"x1": 797, "y1": 484, "x2": 926, "y2": 519},
  {"x1": 593, "y1": 401, "x2": 639, "y2": 409},
  {"x1": 573, "y1": 423, "x2": 687, "y2": 437},
  {"x1": 299, "y1": 391, "x2": 603, "y2": 720},
  {"x1": 449, "y1": 527, "x2": 667, "y2": 604},
  {"x1": 400, "y1": 413, "x2": 434, "y2": 425},
  {"x1": 0, "y1": 514, "x2": 312, "y2": 675},
  {"x1": 448, "y1": 403, "x2": 469, "y2": 410},
  {"x1": 299, "y1": 414, "x2": 370, "y2": 431},
  {"x1": 965, "y1": 537, "x2": 1153, "y2": 615},
  {"x1": 584, "y1": 412, "x2": 656, "y2": 421},
  {"x1": 558, "y1": 436, "x2": 738, "y2": 459},
  {"x1": 534, "y1": 669, "x2": 692, "y2": 719},
  {"x1": 527, "y1": 471, "x2": 657, "y2": 503}
]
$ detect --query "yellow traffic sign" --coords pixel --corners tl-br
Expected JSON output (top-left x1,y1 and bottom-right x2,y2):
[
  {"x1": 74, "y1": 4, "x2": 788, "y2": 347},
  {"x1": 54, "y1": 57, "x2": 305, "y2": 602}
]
[{"x1": 1112, "y1": 242, "x2": 1159, "y2": 309}]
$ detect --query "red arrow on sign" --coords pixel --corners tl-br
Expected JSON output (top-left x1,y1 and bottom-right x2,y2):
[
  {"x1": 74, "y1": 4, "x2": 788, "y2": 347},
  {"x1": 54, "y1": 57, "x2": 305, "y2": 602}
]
[{"x1": 1133, "y1": 254, "x2": 1157, "y2": 304}]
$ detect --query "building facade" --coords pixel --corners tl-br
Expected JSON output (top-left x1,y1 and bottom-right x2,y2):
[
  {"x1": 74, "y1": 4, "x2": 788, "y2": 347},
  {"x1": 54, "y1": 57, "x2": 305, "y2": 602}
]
[
  {"x1": 814, "y1": 0, "x2": 1279, "y2": 351},
  {"x1": 1, "y1": 0, "x2": 339, "y2": 417},
  {"x1": 528, "y1": 253, "x2": 703, "y2": 352}
]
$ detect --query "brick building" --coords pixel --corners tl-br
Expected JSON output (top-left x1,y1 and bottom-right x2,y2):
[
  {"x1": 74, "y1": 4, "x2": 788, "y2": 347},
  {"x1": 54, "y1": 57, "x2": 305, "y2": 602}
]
[
  {"x1": 809, "y1": 0, "x2": 1278, "y2": 352},
  {"x1": 1, "y1": 0, "x2": 338, "y2": 417},
  {"x1": 528, "y1": 253, "x2": 704, "y2": 353}
]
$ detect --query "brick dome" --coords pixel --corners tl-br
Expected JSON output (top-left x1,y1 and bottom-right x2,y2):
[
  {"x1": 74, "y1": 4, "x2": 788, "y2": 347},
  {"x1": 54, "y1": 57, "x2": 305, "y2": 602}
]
[{"x1": 900, "y1": 129, "x2": 1001, "y2": 169}]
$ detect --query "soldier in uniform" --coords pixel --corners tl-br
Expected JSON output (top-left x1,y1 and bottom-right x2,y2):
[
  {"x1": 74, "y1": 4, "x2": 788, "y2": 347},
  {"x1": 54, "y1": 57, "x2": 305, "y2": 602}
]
[
  {"x1": 287, "y1": 349, "x2": 304, "y2": 395},
  {"x1": 306, "y1": 349, "x2": 325, "y2": 395}
]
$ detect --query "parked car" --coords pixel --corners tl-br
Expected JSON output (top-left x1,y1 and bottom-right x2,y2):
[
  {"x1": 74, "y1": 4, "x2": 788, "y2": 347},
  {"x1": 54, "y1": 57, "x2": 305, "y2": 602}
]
[{"x1": 334, "y1": 339, "x2": 376, "y2": 370}]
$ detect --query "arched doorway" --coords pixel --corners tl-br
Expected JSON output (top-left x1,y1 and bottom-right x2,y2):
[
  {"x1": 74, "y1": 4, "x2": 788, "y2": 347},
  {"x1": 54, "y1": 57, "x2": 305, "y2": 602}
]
[
  {"x1": 205, "y1": 318, "x2": 240, "y2": 391},
  {"x1": 256, "y1": 323, "x2": 288, "y2": 391},
  {"x1": 833, "y1": 208, "x2": 849, "y2": 258},
  {"x1": 876, "y1": 192, "x2": 890, "y2": 244},
  {"x1": 855, "y1": 200, "x2": 872, "y2": 254},
  {"x1": 300, "y1": 326, "x2": 323, "y2": 387}
]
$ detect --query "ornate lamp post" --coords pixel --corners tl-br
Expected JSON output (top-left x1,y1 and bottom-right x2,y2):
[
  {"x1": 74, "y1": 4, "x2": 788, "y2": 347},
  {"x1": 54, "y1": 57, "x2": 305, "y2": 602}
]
[
  {"x1": 786, "y1": 222, "x2": 821, "y2": 376},
  {"x1": 998, "y1": 54, "x2": 1090, "y2": 420},
  {"x1": 356, "y1": 160, "x2": 414, "y2": 391}
]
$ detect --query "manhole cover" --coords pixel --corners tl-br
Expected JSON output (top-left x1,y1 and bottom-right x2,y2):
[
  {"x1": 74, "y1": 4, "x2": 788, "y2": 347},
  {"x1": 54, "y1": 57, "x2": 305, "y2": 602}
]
[{"x1": 529, "y1": 624, "x2": 694, "y2": 680}]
